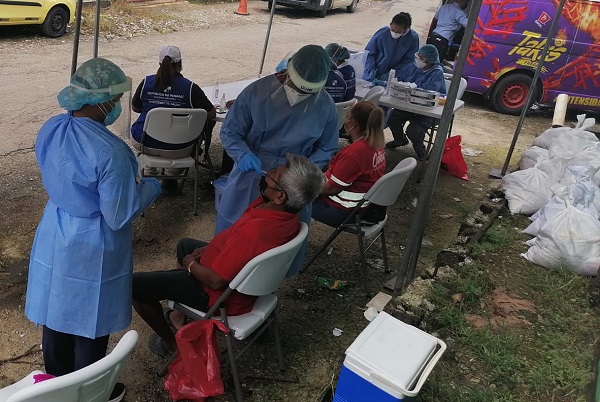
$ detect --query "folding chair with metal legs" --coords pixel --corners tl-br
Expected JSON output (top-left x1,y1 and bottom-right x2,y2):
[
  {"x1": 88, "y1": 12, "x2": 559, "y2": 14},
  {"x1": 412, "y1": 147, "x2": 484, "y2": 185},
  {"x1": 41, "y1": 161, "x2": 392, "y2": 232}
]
[{"x1": 303, "y1": 158, "x2": 418, "y2": 296}]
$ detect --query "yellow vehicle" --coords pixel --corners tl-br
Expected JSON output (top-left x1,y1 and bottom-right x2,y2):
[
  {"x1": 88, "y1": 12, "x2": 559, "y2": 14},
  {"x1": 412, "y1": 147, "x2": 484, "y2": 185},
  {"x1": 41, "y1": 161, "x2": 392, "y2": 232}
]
[{"x1": 0, "y1": 0, "x2": 76, "y2": 37}]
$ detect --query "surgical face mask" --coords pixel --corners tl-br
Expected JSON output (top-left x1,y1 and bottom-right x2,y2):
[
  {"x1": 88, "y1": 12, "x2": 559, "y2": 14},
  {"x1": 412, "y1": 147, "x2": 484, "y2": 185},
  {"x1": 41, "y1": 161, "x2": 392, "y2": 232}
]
[
  {"x1": 259, "y1": 176, "x2": 271, "y2": 203},
  {"x1": 343, "y1": 117, "x2": 356, "y2": 134},
  {"x1": 390, "y1": 28, "x2": 404, "y2": 39},
  {"x1": 415, "y1": 57, "x2": 426, "y2": 69},
  {"x1": 99, "y1": 100, "x2": 122, "y2": 126},
  {"x1": 284, "y1": 84, "x2": 312, "y2": 106}
]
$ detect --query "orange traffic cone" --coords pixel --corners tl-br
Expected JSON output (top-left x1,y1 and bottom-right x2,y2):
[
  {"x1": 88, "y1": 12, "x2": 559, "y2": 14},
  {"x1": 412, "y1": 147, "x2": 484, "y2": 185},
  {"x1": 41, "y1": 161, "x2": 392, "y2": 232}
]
[{"x1": 234, "y1": 0, "x2": 249, "y2": 15}]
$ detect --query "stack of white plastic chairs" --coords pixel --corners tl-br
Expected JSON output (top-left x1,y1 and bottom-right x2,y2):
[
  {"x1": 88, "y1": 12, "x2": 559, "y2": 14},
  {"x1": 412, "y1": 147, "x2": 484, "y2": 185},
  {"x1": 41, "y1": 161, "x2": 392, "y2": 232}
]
[{"x1": 501, "y1": 116, "x2": 600, "y2": 276}]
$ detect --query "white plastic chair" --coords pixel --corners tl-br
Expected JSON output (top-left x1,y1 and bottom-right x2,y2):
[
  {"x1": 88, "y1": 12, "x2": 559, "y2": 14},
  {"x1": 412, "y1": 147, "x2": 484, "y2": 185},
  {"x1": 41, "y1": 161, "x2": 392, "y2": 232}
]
[
  {"x1": 136, "y1": 108, "x2": 208, "y2": 215},
  {"x1": 360, "y1": 86, "x2": 385, "y2": 107},
  {"x1": 334, "y1": 98, "x2": 358, "y2": 131},
  {"x1": 167, "y1": 223, "x2": 309, "y2": 402},
  {"x1": 0, "y1": 330, "x2": 138, "y2": 402},
  {"x1": 443, "y1": 74, "x2": 467, "y2": 100},
  {"x1": 304, "y1": 158, "x2": 417, "y2": 296}
]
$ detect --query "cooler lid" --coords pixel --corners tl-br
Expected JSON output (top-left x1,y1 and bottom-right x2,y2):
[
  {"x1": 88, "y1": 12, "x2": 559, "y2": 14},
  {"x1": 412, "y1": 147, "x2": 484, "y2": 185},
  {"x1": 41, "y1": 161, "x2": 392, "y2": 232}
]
[{"x1": 345, "y1": 312, "x2": 440, "y2": 393}]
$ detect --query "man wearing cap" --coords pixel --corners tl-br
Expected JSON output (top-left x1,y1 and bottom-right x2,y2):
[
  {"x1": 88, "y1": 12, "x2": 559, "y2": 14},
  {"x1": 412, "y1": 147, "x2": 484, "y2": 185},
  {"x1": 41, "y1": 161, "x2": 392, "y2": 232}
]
[
  {"x1": 217, "y1": 44, "x2": 338, "y2": 276},
  {"x1": 25, "y1": 57, "x2": 162, "y2": 402}
]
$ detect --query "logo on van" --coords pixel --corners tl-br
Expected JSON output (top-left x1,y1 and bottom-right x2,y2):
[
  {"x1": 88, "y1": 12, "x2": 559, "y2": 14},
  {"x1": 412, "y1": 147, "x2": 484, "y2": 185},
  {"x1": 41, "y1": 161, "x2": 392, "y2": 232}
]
[
  {"x1": 535, "y1": 11, "x2": 551, "y2": 28},
  {"x1": 508, "y1": 30, "x2": 568, "y2": 70}
]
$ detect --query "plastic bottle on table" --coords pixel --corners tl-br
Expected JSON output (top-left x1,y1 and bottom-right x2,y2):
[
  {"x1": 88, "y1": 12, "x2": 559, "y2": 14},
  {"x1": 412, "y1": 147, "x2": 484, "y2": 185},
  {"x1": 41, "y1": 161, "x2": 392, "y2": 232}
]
[
  {"x1": 213, "y1": 79, "x2": 220, "y2": 102},
  {"x1": 219, "y1": 93, "x2": 226, "y2": 113},
  {"x1": 386, "y1": 69, "x2": 396, "y2": 94}
]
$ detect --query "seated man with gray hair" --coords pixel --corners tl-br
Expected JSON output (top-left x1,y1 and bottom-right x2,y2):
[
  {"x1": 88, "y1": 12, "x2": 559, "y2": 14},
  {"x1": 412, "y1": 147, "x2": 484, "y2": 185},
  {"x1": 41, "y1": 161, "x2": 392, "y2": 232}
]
[{"x1": 132, "y1": 154, "x2": 324, "y2": 357}]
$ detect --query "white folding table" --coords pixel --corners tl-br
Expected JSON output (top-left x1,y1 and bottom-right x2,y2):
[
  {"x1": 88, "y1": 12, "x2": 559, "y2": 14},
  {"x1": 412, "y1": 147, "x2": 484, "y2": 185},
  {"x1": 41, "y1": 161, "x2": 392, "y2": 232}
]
[{"x1": 202, "y1": 77, "x2": 261, "y2": 122}]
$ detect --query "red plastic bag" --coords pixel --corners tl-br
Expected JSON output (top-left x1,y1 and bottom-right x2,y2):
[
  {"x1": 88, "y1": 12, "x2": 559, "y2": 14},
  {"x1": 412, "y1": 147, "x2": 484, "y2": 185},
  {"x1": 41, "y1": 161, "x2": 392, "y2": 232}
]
[
  {"x1": 441, "y1": 135, "x2": 469, "y2": 181},
  {"x1": 164, "y1": 319, "x2": 230, "y2": 402}
]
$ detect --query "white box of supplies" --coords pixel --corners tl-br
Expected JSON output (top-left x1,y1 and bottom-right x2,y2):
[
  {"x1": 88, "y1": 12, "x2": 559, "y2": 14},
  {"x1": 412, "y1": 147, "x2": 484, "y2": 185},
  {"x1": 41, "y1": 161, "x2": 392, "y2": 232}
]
[{"x1": 333, "y1": 312, "x2": 446, "y2": 402}]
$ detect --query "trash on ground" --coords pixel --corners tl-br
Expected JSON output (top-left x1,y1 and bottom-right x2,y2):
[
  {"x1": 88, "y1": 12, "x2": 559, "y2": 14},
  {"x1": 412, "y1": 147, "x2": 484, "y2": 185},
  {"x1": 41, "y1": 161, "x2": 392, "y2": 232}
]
[
  {"x1": 315, "y1": 276, "x2": 351, "y2": 290},
  {"x1": 462, "y1": 147, "x2": 483, "y2": 157},
  {"x1": 366, "y1": 292, "x2": 392, "y2": 312},
  {"x1": 332, "y1": 328, "x2": 343, "y2": 337}
]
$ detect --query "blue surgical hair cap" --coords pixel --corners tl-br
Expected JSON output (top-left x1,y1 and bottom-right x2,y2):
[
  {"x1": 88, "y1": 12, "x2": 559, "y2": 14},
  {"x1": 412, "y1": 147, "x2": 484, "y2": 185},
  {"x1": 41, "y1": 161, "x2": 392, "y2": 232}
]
[
  {"x1": 418, "y1": 44, "x2": 440, "y2": 65},
  {"x1": 57, "y1": 57, "x2": 131, "y2": 111},
  {"x1": 288, "y1": 45, "x2": 330, "y2": 88},
  {"x1": 324, "y1": 43, "x2": 350, "y2": 63}
]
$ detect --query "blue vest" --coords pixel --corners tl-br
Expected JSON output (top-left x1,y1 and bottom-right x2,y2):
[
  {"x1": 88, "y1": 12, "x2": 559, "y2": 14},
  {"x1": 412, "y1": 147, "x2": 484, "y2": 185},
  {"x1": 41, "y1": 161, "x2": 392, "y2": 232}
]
[
  {"x1": 338, "y1": 64, "x2": 356, "y2": 100},
  {"x1": 324, "y1": 70, "x2": 348, "y2": 103},
  {"x1": 131, "y1": 74, "x2": 195, "y2": 149}
]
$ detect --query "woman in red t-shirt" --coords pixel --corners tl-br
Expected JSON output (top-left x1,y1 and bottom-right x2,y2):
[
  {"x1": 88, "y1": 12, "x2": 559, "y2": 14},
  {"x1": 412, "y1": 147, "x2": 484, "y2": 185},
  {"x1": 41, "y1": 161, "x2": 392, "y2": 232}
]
[{"x1": 312, "y1": 101, "x2": 386, "y2": 226}]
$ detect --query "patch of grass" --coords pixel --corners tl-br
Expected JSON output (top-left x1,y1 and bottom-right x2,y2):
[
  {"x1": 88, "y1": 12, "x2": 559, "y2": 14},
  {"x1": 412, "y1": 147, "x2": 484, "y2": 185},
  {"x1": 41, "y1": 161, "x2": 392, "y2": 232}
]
[
  {"x1": 80, "y1": 0, "x2": 172, "y2": 35},
  {"x1": 472, "y1": 225, "x2": 517, "y2": 255},
  {"x1": 420, "y1": 216, "x2": 600, "y2": 401}
]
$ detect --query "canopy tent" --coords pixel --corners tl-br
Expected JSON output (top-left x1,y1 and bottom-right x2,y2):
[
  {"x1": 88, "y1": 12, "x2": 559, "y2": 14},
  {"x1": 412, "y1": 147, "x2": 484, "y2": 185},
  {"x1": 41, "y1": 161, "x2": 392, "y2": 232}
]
[{"x1": 67, "y1": 0, "x2": 568, "y2": 294}]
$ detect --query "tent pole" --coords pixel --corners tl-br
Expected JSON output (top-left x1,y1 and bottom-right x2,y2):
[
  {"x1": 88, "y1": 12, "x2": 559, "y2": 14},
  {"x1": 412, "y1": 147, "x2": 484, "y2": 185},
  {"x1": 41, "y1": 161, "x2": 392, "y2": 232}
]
[
  {"x1": 392, "y1": 0, "x2": 483, "y2": 297},
  {"x1": 93, "y1": 0, "x2": 101, "y2": 58},
  {"x1": 70, "y1": 0, "x2": 85, "y2": 76},
  {"x1": 258, "y1": 0, "x2": 277, "y2": 76},
  {"x1": 490, "y1": 0, "x2": 567, "y2": 178}
]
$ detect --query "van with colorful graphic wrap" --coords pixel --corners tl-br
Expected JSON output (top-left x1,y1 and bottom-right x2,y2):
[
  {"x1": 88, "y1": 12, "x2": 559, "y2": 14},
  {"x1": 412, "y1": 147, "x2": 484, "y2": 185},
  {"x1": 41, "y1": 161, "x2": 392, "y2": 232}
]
[{"x1": 459, "y1": 0, "x2": 600, "y2": 115}]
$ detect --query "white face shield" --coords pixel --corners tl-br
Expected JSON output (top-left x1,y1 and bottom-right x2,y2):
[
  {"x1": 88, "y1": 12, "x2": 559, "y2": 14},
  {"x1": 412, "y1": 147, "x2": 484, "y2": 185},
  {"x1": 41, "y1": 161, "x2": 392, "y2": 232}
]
[{"x1": 72, "y1": 77, "x2": 133, "y2": 140}]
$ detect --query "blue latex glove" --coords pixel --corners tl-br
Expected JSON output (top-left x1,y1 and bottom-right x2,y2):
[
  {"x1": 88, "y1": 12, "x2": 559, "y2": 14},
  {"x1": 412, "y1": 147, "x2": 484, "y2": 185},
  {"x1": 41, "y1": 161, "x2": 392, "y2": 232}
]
[
  {"x1": 364, "y1": 69, "x2": 376, "y2": 82},
  {"x1": 238, "y1": 153, "x2": 262, "y2": 173},
  {"x1": 372, "y1": 79, "x2": 387, "y2": 87}
]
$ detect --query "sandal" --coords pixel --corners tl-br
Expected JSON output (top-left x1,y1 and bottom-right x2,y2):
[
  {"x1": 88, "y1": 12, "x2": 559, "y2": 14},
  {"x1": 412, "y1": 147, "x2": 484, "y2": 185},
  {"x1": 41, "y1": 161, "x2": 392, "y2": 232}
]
[
  {"x1": 164, "y1": 308, "x2": 187, "y2": 333},
  {"x1": 148, "y1": 333, "x2": 175, "y2": 359}
]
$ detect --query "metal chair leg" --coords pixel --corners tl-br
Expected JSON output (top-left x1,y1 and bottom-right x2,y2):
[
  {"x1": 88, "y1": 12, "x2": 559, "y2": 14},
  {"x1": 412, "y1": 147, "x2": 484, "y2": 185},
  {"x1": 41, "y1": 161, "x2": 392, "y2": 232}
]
[
  {"x1": 357, "y1": 233, "x2": 370, "y2": 297},
  {"x1": 193, "y1": 163, "x2": 198, "y2": 216},
  {"x1": 302, "y1": 226, "x2": 344, "y2": 272},
  {"x1": 380, "y1": 229, "x2": 390, "y2": 273},
  {"x1": 222, "y1": 309, "x2": 244, "y2": 402},
  {"x1": 271, "y1": 311, "x2": 285, "y2": 371}
]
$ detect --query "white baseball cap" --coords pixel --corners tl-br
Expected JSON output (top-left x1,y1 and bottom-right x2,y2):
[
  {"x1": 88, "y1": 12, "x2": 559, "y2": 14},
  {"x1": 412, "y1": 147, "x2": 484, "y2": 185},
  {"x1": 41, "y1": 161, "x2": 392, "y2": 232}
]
[{"x1": 159, "y1": 46, "x2": 182, "y2": 63}]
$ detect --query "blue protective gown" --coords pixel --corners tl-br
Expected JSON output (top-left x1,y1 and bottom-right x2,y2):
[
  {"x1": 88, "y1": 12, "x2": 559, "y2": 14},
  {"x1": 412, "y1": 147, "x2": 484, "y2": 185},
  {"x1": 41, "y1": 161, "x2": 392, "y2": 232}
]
[
  {"x1": 217, "y1": 75, "x2": 338, "y2": 275},
  {"x1": 26, "y1": 114, "x2": 162, "y2": 339},
  {"x1": 363, "y1": 27, "x2": 420, "y2": 81},
  {"x1": 398, "y1": 63, "x2": 447, "y2": 95}
]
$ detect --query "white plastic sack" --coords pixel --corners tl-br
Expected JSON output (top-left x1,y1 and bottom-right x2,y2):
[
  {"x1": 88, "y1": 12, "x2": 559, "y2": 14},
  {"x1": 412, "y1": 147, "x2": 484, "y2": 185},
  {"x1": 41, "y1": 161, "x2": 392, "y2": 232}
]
[
  {"x1": 548, "y1": 131, "x2": 599, "y2": 159},
  {"x1": 502, "y1": 165, "x2": 553, "y2": 215},
  {"x1": 518, "y1": 146, "x2": 549, "y2": 171},
  {"x1": 575, "y1": 114, "x2": 596, "y2": 130},
  {"x1": 556, "y1": 157, "x2": 600, "y2": 188},
  {"x1": 522, "y1": 205, "x2": 600, "y2": 276},
  {"x1": 532, "y1": 127, "x2": 598, "y2": 150},
  {"x1": 522, "y1": 196, "x2": 567, "y2": 236}
]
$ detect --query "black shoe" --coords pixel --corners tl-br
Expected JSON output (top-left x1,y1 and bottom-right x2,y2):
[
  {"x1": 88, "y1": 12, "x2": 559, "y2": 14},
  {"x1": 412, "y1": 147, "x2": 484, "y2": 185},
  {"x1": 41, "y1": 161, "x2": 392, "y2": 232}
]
[{"x1": 109, "y1": 382, "x2": 125, "y2": 402}]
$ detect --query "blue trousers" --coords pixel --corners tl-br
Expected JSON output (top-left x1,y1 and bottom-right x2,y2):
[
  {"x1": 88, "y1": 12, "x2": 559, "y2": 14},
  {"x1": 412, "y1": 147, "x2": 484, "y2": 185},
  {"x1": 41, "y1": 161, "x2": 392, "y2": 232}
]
[{"x1": 42, "y1": 326, "x2": 109, "y2": 376}]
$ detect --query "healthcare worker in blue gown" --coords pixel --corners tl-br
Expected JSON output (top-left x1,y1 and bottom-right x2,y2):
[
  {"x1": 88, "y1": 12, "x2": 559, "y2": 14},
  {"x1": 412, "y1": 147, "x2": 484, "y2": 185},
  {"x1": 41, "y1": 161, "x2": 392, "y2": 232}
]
[
  {"x1": 217, "y1": 45, "x2": 339, "y2": 276},
  {"x1": 25, "y1": 58, "x2": 162, "y2": 401},
  {"x1": 363, "y1": 12, "x2": 419, "y2": 82}
]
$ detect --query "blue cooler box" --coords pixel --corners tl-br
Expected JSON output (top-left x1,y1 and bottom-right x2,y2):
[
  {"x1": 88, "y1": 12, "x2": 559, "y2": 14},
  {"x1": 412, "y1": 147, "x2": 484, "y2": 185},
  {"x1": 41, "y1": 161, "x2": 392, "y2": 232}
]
[
  {"x1": 334, "y1": 312, "x2": 446, "y2": 402},
  {"x1": 212, "y1": 176, "x2": 228, "y2": 210}
]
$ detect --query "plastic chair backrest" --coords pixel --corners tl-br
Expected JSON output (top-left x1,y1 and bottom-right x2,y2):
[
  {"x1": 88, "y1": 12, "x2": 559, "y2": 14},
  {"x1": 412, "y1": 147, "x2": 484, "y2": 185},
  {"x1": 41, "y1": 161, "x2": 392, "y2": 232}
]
[
  {"x1": 142, "y1": 108, "x2": 207, "y2": 145},
  {"x1": 334, "y1": 99, "x2": 358, "y2": 131},
  {"x1": 443, "y1": 74, "x2": 467, "y2": 100},
  {"x1": 229, "y1": 223, "x2": 309, "y2": 296},
  {"x1": 6, "y1": 331, "x2": 139, "y2": 402},
  {"x1": 364, "y1": 158, "x2": 417, "y2": 207},
  {"x1": 361, "y1": 86, "x2": 385, "y2": 107}
]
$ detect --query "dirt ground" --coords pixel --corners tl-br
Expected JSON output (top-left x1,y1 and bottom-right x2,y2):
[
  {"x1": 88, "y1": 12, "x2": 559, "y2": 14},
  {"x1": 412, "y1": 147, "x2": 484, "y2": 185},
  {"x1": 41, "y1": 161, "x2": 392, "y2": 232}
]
[{"x1": 0, "y1": 0, "x2": 596, "y2": 400}]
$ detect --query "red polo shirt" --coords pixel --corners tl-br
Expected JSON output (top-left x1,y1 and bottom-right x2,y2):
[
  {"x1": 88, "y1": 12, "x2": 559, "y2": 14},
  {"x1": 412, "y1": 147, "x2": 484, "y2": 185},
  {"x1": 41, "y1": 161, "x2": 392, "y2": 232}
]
[{"x1": 199, "y1": 198, "x2": 299, "y2": 315}]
